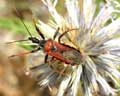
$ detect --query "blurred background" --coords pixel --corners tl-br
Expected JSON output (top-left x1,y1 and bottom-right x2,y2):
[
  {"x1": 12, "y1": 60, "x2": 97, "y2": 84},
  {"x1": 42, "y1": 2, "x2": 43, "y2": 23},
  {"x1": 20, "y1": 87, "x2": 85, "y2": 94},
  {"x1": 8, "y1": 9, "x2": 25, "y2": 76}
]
[
  {"x1": 0, "y1": 0, "x2": 52, "y2": 96},
  {"x1": 0, "y1": 0, "x2": 120, "y2": 96}
]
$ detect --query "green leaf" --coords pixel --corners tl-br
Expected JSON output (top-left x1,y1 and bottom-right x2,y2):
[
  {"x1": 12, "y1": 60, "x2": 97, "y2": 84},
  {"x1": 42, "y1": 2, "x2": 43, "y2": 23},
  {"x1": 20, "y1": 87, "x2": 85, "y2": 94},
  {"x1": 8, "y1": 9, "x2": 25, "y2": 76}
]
[{"x1": 0, "y1": 17, "x2": 36, "y2": 36}]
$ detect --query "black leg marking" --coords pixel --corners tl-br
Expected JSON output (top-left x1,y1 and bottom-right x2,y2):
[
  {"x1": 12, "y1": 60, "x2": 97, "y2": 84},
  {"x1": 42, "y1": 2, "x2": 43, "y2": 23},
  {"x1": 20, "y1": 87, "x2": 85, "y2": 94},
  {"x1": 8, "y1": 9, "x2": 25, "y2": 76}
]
[
  {"x1": 53, "y1": 27, "x2": 60, "y2": 40},
  {"x1": 44, "y1": 54, "x2": 48, "y2": 63},
  {"x1": 33, "y1": 18, "x2": 45, "y2": 40}
]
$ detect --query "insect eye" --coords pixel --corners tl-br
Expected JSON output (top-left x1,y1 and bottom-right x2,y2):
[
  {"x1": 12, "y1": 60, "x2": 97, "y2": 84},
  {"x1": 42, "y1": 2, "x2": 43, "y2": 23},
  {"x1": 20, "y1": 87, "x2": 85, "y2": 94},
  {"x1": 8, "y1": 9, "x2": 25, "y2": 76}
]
[{"x1": 51, "y1": 45, "x2": 57, "y2": 51}]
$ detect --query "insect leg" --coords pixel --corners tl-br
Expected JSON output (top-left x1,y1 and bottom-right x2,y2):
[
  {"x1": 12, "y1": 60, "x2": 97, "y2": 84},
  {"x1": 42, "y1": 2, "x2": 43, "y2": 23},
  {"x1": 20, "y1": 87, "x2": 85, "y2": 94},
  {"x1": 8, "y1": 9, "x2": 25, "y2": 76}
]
[
  {"x1": 32, "y1": 18, "x2": 45, "y2": 40},
  {"x1": 53, "y1": 27, "x2": 60, "y2": 40},
  {"x1": 58, "y1": 28, "x2": 78, "y2": 43},
  {"x1": 44, "y1": 55, "x2": 48, "y2": 63},
  {"x1": 44, "y1": 55, "x2": 56, "y2": 63},
  {"x1": 9, "y1": 47, "x2": 41, "y2": 58}
]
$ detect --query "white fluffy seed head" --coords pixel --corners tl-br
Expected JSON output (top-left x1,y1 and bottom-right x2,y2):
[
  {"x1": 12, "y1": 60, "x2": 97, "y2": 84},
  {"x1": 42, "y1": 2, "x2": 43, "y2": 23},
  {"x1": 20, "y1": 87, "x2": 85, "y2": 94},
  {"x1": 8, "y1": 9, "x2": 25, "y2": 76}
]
[{"x1": 26, "y1": 0, "x2": 120, "y2": 96}]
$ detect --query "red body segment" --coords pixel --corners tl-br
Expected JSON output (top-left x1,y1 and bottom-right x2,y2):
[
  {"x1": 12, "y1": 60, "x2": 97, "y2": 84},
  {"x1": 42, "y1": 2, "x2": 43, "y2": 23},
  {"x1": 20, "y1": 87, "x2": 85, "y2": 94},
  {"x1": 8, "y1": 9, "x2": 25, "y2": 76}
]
[{"x1": 44, "y1": 39, "x2": 73, "y2": 64}]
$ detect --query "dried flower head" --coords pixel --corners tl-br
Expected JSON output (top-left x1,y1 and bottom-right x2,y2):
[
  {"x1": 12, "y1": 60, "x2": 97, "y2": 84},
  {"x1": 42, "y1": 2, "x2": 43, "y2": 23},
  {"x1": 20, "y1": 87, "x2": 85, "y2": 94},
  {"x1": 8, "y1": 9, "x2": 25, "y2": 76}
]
[{"x1": 26, "y1": 0, "x2": 120, "y2": 96}]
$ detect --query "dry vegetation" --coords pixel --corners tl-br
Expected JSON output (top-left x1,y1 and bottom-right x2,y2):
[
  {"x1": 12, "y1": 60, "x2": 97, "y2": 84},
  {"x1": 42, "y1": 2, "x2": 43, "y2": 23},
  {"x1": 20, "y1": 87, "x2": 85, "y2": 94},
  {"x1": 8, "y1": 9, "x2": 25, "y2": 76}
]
[{"x1": 0, "y1": 0, "x2": 51, "y2": 96}]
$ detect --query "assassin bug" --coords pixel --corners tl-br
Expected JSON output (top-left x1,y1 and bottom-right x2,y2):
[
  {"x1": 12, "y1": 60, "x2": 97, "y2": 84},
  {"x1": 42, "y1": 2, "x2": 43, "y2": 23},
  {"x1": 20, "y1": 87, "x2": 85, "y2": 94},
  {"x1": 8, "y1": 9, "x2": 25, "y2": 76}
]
[
  {"x1": 8, "y1": 8, "x2": 79, "y2": 65},
  {"x1": 10, "y1": 24, "x2": 78, "y2": 65},
  {"x1": 5, "y1": 5, "x2": 82, "y2": 67}
]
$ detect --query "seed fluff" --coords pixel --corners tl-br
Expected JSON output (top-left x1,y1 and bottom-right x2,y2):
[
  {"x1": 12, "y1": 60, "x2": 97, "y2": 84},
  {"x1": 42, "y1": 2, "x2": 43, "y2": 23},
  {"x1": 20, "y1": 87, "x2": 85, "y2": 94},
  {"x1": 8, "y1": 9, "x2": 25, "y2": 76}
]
[{"x1": 26, "y1": 0, "x2": 120, "y2": 96}]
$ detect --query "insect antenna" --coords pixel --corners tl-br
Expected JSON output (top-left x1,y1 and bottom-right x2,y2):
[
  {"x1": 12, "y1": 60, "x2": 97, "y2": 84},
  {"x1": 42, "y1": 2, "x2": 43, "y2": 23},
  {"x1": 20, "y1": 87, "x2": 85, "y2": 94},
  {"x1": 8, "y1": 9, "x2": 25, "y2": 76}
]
[
  {"x1": 2, "y1": 8, "x2": 33, "y2": 45},
  {"x1": 14, "y1": 7, "x2": 33, "y2": 38}
]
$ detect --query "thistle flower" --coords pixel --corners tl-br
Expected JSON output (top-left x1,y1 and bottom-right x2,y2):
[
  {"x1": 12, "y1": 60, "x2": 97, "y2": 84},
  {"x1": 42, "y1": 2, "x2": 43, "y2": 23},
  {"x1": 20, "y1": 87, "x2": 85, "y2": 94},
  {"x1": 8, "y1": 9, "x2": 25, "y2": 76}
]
[{"x1": 26, "y1": 0, "x2": 120, "y2": 96}]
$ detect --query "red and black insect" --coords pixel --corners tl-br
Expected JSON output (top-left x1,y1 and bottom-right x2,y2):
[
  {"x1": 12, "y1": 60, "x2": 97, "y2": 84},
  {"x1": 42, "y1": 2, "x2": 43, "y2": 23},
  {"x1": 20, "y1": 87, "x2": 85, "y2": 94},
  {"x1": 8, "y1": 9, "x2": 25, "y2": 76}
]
[
  {"x1": 10, "y1": 22, "x2": 78, "y2": 65},
  {"x1": 8, "y1": 8, "x2": 79, "y2": 65}
]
